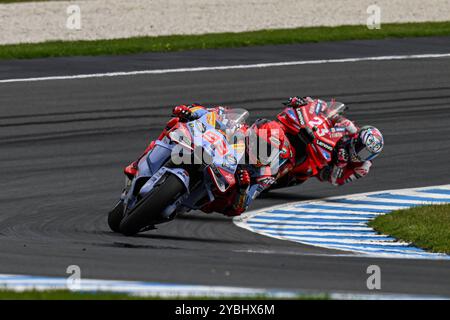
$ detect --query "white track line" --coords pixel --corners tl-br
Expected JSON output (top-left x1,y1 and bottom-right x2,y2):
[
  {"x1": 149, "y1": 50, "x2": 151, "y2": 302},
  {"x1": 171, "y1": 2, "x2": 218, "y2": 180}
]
[
  {"x1": 1, "y1": 53, "x2": 450, "y2": 84},
  {"x1": 0, "y1": 274, "x2": 296, "y2": 298},
  {"x1": 1, "y1": 273, "x2": 445, "y2": 299}
]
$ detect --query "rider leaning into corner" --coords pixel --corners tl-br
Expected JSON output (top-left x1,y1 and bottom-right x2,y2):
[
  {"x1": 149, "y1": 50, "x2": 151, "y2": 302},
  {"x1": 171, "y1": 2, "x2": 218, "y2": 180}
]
[
  {"x1": 274, "y1": 96, "x2": 384, "y2": 187},
  {"x1": 124, "y1": 103, "x2": 289, "y2": 217},
  {"x1": 123, "y1": 97, "x2": 384, "y2": 217},
  {"x1": 124, "y1": 104, "x2": 264, "y2": 217}
]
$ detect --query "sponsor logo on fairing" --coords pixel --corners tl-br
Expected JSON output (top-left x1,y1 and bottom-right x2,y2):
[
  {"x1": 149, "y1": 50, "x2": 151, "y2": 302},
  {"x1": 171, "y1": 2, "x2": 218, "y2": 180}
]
[
  {"x1": 256, "y1": 176, "x2": 276, "y2": 186},
  {"x1": 295, "y1": 108, "x2": 306, "y2": 126},
  {"x1": 331, "y1": 127, "x2": 346, "y2": 132},
  {"x1": 320, "y1": 149, "x2": 331, "y2": 160},
  {"x1": 286, "y1": 109, "x2": 297, "y2": 122},
  {"x1": 229, "y1": 154, "x2": 237, "y2": 164},
  {"x1": 315, "y1": 101, "x2": 323, "y2": 115},
  {"x1": 316, "y1": 139, "x2": 333, "y2": 152},
  {"x1": 196, "y1": 121, "x2": 206, "y2": 133}
]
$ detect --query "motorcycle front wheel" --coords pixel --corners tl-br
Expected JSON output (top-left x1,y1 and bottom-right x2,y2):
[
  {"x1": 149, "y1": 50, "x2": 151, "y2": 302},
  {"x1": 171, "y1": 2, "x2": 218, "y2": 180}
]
[
  {"x1": 107, "y1": 201, "x2": 124, "y2": 233},
  {"x1": 119, "y1": 173, "x2": 185, "y2": 236}
]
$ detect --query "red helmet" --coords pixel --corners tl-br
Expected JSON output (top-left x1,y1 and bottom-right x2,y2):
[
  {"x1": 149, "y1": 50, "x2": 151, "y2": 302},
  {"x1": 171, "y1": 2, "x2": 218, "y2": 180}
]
[{"x1": 247, "y1": 119, "x2": 293, "y2": 168}]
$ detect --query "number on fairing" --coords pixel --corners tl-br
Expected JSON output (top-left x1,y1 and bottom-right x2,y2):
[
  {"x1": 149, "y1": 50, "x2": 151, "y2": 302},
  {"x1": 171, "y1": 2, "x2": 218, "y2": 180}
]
[
  {"x1": 203, "y1": 131, "x2": 220, "y2": 144},
  {"x1": 309, "y1": 117, "x2": 323, "y2": 126},
  {"x1": 309, "y1": 117, "x2": 329, "y2": 137},
  {"x1": 203, "y1": 131, "x2": 228, "y2": 156},
  {"x1": 316, "y1": 128, "x2": 329, "y2": 137}
]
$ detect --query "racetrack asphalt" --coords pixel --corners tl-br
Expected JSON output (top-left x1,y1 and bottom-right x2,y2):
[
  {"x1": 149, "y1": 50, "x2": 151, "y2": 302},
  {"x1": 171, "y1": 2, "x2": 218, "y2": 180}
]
[{"x1": 0, "y1": 37, "x2": 450, "y2": 296}]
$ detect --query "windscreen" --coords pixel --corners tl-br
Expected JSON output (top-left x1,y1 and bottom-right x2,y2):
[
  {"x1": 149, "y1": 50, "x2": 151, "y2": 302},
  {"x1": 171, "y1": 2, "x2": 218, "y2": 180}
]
[
  {"x1": 221, "y1": 108, "x2": 249, "y2": 129},
  {"x1": 321, "y1": 101, "x2": 347, "y2": 121}
]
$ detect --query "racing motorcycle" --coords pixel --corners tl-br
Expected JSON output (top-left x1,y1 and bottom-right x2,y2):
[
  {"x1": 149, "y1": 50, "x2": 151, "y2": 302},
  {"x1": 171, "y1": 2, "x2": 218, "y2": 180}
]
[
  {"x1": 272, "y1": 100, "x2": 348, "y2": 188},
  {"x1": 108, "y1": 108, "x2": 249, "y2": 236}
]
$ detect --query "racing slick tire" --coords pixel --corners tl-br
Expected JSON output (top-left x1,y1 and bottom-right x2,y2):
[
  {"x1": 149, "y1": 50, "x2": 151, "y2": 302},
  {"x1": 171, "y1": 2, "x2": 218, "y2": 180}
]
[
  {"x1": 108, "y1": 201, "x2": 125, "y2": 233},
  {"x1": 119, "y1": 173, "x2": 185, "y2": 236}
]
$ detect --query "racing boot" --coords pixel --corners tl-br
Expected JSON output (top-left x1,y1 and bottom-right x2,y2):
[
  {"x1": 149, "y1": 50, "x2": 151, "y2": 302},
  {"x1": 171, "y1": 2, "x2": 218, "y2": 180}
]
[
  {"x1": 123, "y1": 140, "x2": 156, "y2": 179},
  {"x1": 124, "y1": 161, "x2": 139, "y2": 180}
]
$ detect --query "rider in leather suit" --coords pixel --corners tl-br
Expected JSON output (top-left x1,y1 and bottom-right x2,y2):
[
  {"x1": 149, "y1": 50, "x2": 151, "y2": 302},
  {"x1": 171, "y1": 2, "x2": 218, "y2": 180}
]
[
  {"x1": 124, "y1": 104, "x2": 259, "y2": 216},
  {"x1": 277, "y1": 96, "x2": 384, "y2": 186}
]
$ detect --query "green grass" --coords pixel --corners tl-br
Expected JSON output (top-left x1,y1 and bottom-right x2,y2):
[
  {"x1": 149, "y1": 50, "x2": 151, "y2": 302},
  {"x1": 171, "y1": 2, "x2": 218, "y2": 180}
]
[
  {"x1": 1, "y1": 21, "x2": 450, "y2": 60},
  {"x1": 0, "y1": 290, "x2": 329, "y2": 300},
  {"x1": 369, "y1": 204, "x2": 450, "y2": 254},
  {"x1": 0, "y1": 290, "x2": 146, "y2": 300}
]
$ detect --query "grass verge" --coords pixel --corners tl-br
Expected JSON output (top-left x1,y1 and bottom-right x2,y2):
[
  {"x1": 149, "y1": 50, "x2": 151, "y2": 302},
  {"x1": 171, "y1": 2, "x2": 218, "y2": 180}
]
[
  {"x1": 0, "y1": 290, "x2": 329, "y2": 300},
  {"x1": 0, "y1": 290, "x2": 146, "y2": 300},
  {"x1": 369, "y1": 204, "x2": 450, "y2": 254},
  {"x1": 1, "y1": 21, "x2": 450, "y2": 60}
]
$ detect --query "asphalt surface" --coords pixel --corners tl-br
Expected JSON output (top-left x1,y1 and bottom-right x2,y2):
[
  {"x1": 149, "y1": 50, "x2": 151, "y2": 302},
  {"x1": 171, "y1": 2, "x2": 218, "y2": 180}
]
[{"x1": 0, "y1": 37, "x2": 450, "y2": 296}]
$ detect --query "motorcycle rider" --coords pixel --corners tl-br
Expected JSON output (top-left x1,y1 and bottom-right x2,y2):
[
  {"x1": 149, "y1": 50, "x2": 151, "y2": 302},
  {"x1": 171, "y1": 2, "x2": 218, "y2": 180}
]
[
  {"x1": 276, "y1": 96, "x2": 384, "y2": 186},
  {"x1": 123, "y1": 104, "x2": 221, "y2": 178},
  {"x1": 124, "y1": 103, "x2": 276, "y2": 216},
  {"x1": 238, "y1": 118, "x2": 296, "y2": 207},
  {"x1": 123, "y1": 98, "x2": 383, "y2": 215}
]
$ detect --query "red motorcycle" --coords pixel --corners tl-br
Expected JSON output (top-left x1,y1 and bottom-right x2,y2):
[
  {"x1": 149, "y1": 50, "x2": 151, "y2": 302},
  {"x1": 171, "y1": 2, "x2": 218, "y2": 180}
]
[{"x1": 273, "y1": 99, "x2": 348, "y2": 188}]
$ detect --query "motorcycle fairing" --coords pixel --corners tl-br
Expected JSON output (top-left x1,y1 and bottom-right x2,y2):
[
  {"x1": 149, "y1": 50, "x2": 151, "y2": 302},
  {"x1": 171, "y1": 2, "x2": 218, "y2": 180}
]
[
  {"x1": 187, "y1": 113, "x2": 244, "y2": 174},
  {"x1": 120, "y1": 109, "x2": 247, "y2": 219},
  {"x1": 139, "y1": 167, "x2": 190, "y2": 197}
]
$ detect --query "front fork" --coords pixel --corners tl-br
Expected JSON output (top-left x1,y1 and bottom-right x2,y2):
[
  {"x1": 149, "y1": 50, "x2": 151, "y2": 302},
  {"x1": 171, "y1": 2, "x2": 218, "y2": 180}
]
[{"x1": 118, "y1": 177, "x2": 133, "y2": 212}]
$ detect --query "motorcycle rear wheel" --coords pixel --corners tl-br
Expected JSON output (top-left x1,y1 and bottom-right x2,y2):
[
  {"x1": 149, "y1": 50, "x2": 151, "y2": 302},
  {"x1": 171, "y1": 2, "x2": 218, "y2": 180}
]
[{"x1": 119, "y1": 173, "x2": 185, "y2": 236}]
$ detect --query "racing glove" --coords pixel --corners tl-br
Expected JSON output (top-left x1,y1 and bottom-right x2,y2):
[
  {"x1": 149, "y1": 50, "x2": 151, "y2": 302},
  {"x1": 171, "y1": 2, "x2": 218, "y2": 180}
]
[
  {"x1": 283, "y1": 96, "x2": 309, "y2": 108},
  {"x1": 354, "y1": 161, "x2": 372, "y2": 178},
  {"x1": 224, "y1": 169, "x2": 251, "y2": 216},
  {"x1": 329, "y1": 160, "x2": 372, "y2": 186},
  {"x1": 236, "y1": 169, "x2": 251, "y2": 190},
  {"x1": 336, "y1": 148, "x2": 349, "y2": 167},
  {"x1": 329, "y1": 165, "x2": 344, "y2": 186},
  {"x1": 336, "y1": 118, "x2": 358, "y2": 136},
  {"x1": 172, "y1": 105, "x2": 193, "y2": 121},
  {"x1": 124, "y1": 161, "x2": 138, "y2": 179}
]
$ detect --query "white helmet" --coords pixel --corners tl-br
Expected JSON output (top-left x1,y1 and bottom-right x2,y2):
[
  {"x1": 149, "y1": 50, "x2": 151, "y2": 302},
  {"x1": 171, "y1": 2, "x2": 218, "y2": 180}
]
[{"x1": 350, "y1": 126, "x2": 384, "y2": 162}]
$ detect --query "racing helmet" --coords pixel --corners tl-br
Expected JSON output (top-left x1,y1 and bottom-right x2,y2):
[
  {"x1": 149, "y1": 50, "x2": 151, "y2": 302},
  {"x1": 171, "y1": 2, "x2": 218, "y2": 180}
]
[{"x1": 350, "y1": 126, "x2": 384, "y2": 162}]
